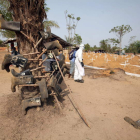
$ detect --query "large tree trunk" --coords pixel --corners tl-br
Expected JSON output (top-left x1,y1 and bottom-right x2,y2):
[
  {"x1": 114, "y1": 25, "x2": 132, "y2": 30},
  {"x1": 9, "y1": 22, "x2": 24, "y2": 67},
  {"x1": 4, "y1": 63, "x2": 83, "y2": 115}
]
[{"x1": 8, "y1": 0, "x2": 47, "y2": 54}]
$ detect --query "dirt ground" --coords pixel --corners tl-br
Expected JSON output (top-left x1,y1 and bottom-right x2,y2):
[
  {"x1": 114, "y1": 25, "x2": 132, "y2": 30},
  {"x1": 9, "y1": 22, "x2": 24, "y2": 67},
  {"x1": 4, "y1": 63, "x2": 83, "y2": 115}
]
[
  {"x1": 65, "y1": 52, "x2": 140, "y2": 74},
  {"x1": 0, "y1": 50, "x2": 140, "y2": 140}
]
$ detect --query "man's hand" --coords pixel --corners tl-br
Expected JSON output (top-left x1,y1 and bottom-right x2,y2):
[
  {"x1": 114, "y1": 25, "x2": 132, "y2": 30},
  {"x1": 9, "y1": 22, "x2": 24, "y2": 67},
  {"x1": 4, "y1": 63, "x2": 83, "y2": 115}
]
[{"x1": 81, "y1": 62, "x2": 84, "y2": 67}]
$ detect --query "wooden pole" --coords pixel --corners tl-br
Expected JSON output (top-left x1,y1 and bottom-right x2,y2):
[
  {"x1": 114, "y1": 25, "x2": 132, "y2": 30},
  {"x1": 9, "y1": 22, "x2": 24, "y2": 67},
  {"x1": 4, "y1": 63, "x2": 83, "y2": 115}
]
[
  {"x1": 52, "y1": 52, "x2": 90, "y2": 128},
  {"x1": 28, "y1": 59, "x2": 42, "y2": 61},
  {"x1": 20, "y1": 31, "x2": 35, "y2": 44},
  {"x1": 34, "y1": 38, "x2": 43, "y2": 48},
  {"x1": 30, "y1": 66, "x2": 45, "y2": 72},
  {"x1": 52, "y1": 91, "x2": 62, "y2": 111},
  {"x1": 39, "y1": 56, "x2": 48, "y2": 66},
  {"x1": 23, "y1": 52, "x2": 40, "y2": 56},
  {"x1": 37, "y1": 49, "x2": 47, "y2": 60}
]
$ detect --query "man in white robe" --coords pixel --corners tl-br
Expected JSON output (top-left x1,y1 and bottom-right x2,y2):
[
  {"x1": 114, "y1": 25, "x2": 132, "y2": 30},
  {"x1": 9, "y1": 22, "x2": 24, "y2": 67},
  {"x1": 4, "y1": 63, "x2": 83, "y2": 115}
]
[{"x1": 74, "y1": 44, "x2": 85, "y2": 83}]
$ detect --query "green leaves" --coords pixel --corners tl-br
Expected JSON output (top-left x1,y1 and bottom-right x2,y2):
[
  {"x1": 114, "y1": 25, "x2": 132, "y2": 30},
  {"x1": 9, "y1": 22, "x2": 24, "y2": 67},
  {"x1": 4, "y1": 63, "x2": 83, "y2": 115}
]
[
  {"x1": 109, "y1": 25, "x2": 132, "y2": 36},
  {"x1": 43, "y1": 20, "x2": 60, "y2": 29},
  {"x1": 73, "y1": 34, "x2": 82, "y2": 45},
  {"x1": 108, "y1": 38, "x2": 120, "y2": 44},
  {"x1": 125, "y1": 40, "x2": 140, "y2": 53},
  {"x1": 84, "y1": 43, "x2": 91, "y2": 52},
  {"x1": 109, "y1": 25, "x2": 132, "y2": 49},
  {"x1": 64, "y1": 10, "x2": 81, "y2": 44}
]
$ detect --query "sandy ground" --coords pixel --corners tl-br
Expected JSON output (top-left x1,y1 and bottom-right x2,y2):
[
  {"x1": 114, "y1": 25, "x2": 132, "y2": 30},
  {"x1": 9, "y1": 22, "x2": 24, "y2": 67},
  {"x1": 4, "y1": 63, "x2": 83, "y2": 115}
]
[
  {"x1": 0, "y1": 50, "x2": 140, "y2": 140},
  {"x1": 65, "y1": 52, "x2": 140, "y2": 74}
]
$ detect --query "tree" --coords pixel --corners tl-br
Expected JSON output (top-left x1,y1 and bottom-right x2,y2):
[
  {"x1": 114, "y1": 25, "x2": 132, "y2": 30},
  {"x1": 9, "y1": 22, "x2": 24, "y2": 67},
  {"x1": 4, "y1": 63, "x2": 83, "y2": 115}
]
[
  {"x1": 129, "y1": 36, "x2": 136, "y2": 44},
  {"x1": 0, "y1": 0, "x2": 59, "y2": 41},
  {"x1": 109, "y1": 25, "x2": 132, "y2": 50},
  {"x1": 4, "y1": 0, "x2": 47, "y2": 54},
  {"x1": 64, "y1": 10, "x2": 81, "y2": 44},
  {"x1": 108, "y1": 38, "x2": 120, "y2": 45},
  {"x1": 125, "y1": 40, "x2": 140, "y2": 53},
  {"x1": 43, "y1": 20, "x2": 60, "y2": 30},
  {"x1": 73, "y1": 34, "x2": 82, "y2": 45},
  {"x1": 0, "y1": 39, "x2": 3, "y2": 45},
  {"x1": 100, "y1": 39, "x2": 108, "y2": 51},
  {"x1": 84, "y1": 43, "x2": 90, "y2": 52},
  {"x1": 0, "y1": 0, "x2": 16, "y2": 38}
]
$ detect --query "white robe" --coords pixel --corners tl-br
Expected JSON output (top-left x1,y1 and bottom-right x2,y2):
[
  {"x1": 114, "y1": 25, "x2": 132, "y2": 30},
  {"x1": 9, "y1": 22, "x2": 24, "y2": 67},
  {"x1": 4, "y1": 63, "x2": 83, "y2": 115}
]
[{"x1": 74, "y1": 47, "x2": 85, "y2": 80}]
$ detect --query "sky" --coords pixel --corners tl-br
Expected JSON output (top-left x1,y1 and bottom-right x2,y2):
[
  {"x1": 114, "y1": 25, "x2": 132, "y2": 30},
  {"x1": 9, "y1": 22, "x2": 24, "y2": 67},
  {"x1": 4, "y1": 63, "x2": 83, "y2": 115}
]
[{"x1": 45, "y1": 0, "x2": 140, "y2": 48}]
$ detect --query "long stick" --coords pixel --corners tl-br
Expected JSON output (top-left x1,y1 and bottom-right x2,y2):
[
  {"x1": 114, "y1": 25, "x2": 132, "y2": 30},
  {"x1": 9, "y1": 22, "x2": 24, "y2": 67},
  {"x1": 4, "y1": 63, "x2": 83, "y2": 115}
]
[
  {"x1": 20, "y1": 31, "x2": 35, "y2": 44},
  {"x1": 37, "y1": 49, "x2": 47, "y2": 60},
  {"x1": 39, "y1": 56, "x2": 48, "y2": 66},
  {"x1": 30, "y1": 66, "x2": 45, "y2": 72},
  {"x1": 34, "y1": 38, "x2": 42, "y2": 48},
  {"x1": 53, "y1": 91, "x2": 62, "y2": 111},
  {"x1": 23, "y1": 52, "x2": 40, "y2": 56},
  {"x1": 52, "y1": 52, "x2": 90, "y2": 128}
]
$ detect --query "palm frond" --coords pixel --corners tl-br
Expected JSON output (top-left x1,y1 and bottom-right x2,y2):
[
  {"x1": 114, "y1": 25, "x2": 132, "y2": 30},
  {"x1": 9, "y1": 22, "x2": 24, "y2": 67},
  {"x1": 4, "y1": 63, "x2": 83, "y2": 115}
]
[{"x1": 43, "y1": 20, "x2": 60, "y2": 30}]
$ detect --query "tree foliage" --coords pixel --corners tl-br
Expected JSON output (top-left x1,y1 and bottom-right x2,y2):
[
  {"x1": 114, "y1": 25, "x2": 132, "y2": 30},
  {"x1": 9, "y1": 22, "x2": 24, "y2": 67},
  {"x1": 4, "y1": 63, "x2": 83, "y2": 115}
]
[
  {"x1": 125, "y1": 40, "x2": 140, "y2": 53},
  {"x1": 64, "y1": 10, "x2": 81, "y2": 44},
  {"x1": 0, "y1": 0, "x2": 16, "y2": 38},
  {"x1": 0, "y1": 0, "x2": 59, "y2": 40},
  {"x1": 43, "y1": 20, "x2": 60, "y2": 30},
  {"x1": 109, "y1": 25, "x2": 132, "y2": 49},
  {"x1": 84, "y1": 43, "x2": 91, "y2": 52},
  {"x1": 108, "y1": 38, "x2": 120, "y2": 45},
  {"x1": 73, "y1": 34, "x2": 82, "y2": 45}
]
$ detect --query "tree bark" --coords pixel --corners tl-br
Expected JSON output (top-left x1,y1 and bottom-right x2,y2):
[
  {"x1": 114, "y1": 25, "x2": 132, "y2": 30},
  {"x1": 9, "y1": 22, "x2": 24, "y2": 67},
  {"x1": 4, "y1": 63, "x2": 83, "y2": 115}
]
[{"x1": 8, "y1": 0, "x2": 47, "y2": 54}]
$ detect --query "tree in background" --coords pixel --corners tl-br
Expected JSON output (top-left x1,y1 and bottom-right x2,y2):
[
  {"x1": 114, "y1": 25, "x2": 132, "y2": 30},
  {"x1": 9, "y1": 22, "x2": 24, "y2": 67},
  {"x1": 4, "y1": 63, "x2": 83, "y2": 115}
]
[
  {"x1": 100, "y1": 39, "x2": 108, "y2": 51},
  {"x1": 64, "y1": 10, "x2": 81, "y2": 44},
  {"x1": 109, "y1": 25, "x2": 132, "y2": 51},
  {"x1": 125, "y1": 40, "x2": 140, "y2": 53},
  {"x1": 73, "y1": 34, "x2": 82, "y2": 45},
  {"x1": 93, "y1": 45, "x2": 98, "y2": 50},
  {"x1": 108, "y1": 38, "x2": 120, "y2": 46},
  {"x1": 43, "y1": 4, "x2": 60, "y2": 30},
  {"x1": 129, "y1": 36, "x2": 136, "y2": 44},
  {"x1": 84, "y1": 43, "x2": 91, "y2": 52},
  {"x1": 0, "y1": 39, "x2": 3, "y2": 45}
]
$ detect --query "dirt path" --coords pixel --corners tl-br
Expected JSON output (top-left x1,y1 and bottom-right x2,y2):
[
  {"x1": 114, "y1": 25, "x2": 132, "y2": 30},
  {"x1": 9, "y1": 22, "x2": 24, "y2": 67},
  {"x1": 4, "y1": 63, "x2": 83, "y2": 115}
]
[{"x1": 0, "y1": 51, "x2": 140, "y2": 140}]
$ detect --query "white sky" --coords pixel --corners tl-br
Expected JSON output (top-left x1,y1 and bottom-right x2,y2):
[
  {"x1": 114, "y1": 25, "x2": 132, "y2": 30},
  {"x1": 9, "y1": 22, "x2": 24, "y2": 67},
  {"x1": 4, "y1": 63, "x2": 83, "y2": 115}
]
[
  {"x1": 1, "y1": 0, "x2": 140, "y2": 48},
  {"x1": 46, "y1": 0, "x2": 140, "y2": 48}
]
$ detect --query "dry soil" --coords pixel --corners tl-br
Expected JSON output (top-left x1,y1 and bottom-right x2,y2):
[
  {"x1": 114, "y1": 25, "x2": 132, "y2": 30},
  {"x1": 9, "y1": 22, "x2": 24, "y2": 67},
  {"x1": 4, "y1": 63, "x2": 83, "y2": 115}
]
[{"x1": 0, "y1": 50, "x2": 140, "y2": 140}]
